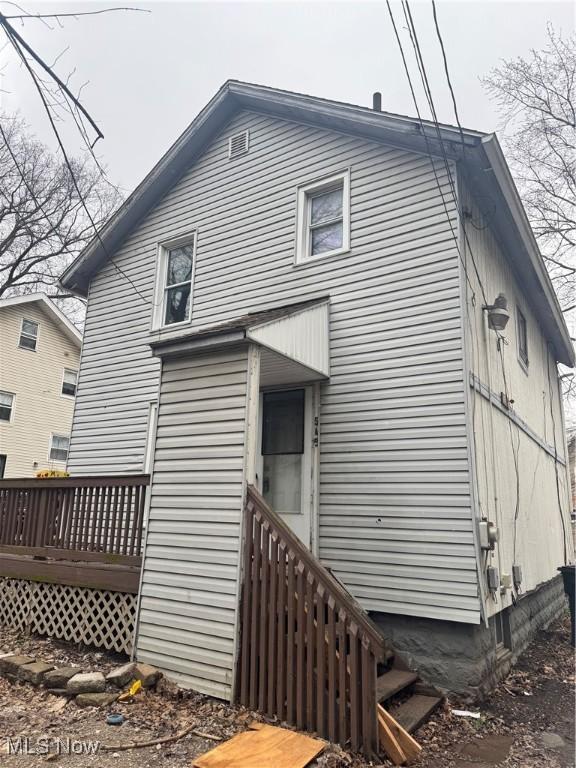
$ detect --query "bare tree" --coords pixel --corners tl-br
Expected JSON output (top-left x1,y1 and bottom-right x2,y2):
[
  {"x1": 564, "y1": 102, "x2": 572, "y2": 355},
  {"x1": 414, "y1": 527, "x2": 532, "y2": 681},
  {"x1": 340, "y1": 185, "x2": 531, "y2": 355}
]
[
  {"x1": 483, "y1": 26, "x2": 576, "y2": 315},
  {"x1": 0, "y1": 114, "x2": 121, "y2": 323}
]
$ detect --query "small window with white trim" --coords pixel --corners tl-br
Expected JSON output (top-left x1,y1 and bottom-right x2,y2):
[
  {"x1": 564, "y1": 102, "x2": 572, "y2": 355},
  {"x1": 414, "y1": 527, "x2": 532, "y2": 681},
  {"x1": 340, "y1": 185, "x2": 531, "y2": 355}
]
[
  {"x1": 49, "y1": 434, "x2": 70, "y2": 463},
  {"x1": 0, "y1": 391, "x2": 14, "y2": 422},
  {"x1": 19, "y1": 318, "x2": 38, "y2": 351},
  {"x1": 296, "y1": 172, "x2": 350, "y2": 263},
  {"x1": 154, "y1": 236, "x2": 195, "y2": 328},
  {"x1": 517, "y1": 307, "x2": 528, "y2": 369},
  {"x1": 62, "y1": 368, "x2": 78, "y2": 397}
]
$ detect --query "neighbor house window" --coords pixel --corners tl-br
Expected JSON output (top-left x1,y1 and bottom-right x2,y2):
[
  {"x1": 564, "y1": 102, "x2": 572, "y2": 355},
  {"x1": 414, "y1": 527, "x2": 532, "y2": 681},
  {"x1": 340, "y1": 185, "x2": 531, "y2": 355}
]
[
  {"x1": 0, "y1": 454, "x2": 6, "y2": 479},
  {"x1": 62, "y1": 368, "x2": 78, "y2": 397},
  {"x1": 296, "y1": 171, "x2": 350, "y2": 263},
  {"x1": 19, "y1": 318, "x2": 38, "y2": 350},
  {"x1": 0, "y1": 392, "x2": 14, "y2": 422},
  {"x1": 156, "y1": 236, "x2": 195, "y2": 327},
  {"x1": 517, "y1": 307, "x2": 528, "y2": 368},
  {"x1": 49, "y1": 434, "x2": 70, "y2": 462}
]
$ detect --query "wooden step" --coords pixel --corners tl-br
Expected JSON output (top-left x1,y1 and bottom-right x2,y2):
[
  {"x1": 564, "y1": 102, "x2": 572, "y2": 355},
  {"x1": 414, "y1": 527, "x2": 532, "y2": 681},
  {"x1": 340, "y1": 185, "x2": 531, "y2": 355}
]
[
  {"x1": 393, "y1": 694, "x2": 443, "y2": 733},
  {"x1": 376, "y1": 669, "x2": 419, "y2": 702}
]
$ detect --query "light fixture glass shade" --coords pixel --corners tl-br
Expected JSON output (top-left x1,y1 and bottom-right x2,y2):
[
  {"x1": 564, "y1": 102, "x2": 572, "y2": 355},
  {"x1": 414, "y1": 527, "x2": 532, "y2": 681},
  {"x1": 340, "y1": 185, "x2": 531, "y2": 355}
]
[
  {"x1": 487, "y1": 293, "x2": 510, "y2": 331},
  {"x1": 487, "y1": 307, "x2": 510, "y2": 331}
]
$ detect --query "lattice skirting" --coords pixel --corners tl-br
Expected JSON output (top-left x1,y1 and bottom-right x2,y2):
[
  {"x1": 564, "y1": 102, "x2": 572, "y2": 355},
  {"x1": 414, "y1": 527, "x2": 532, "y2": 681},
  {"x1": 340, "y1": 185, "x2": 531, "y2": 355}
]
[{"x1": 0, "y1": 578, "x2": 137, "y2": 654}]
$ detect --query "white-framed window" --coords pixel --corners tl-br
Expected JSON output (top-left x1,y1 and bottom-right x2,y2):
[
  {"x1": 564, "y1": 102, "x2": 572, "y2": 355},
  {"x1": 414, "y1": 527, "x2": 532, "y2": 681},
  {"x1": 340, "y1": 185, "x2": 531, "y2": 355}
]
[
  {"x1": 61, "y1": 368, "x2": 78, "y2": 398},
  {"x1": 19, "y1": 318, "x2": 39, "y2": 351},
  {"x1": 295, "y1": 171, "x2": 350, "y2": 263},
  {"x1": 49, "y1": 434, "x2": 70, "y2": 463},
  {"x1": 153, "y1": 234, "x2": 196, "y2": 328},
  {"x1": 516, "y1": 306, "x2": 528, "y2": 369},
  {"x1": 0, "y1": 391, "x2": 14, "y2": 422}
]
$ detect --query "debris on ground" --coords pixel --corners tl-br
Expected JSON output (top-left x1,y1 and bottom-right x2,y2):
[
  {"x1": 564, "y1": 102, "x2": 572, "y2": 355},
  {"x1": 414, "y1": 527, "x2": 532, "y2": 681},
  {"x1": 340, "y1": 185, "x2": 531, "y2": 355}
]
[{"x1": 0, "y1": 613, "x2": 573, "y2": 767}]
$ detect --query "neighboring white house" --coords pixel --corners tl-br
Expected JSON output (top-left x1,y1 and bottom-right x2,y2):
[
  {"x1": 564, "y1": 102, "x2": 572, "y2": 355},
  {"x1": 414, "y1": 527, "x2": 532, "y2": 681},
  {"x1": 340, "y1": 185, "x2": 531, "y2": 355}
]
[
  {"x1": 0, "y1": 294, "x2": 82, "y2": 478},
  {"x1": 59, "y1": 82, "x2": 574, "y2": 699}
]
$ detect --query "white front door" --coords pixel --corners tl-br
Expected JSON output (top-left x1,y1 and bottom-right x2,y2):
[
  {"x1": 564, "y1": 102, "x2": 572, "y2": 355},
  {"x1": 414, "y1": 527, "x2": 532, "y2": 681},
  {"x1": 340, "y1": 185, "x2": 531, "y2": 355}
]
[{"x1": 256, "y1": 387, "x2": 313, "y2": 548}]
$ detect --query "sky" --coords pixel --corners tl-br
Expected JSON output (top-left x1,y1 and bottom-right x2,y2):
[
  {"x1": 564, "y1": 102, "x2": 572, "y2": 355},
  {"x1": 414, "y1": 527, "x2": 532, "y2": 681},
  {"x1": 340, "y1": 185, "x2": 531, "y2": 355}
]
[{"x1": 2, "y1": 0, "x2": 574, "y2": 192}]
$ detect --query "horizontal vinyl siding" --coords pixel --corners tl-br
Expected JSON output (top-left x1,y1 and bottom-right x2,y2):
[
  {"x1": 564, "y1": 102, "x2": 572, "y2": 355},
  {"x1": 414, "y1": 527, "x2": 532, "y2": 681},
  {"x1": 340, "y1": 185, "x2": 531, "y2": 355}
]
[
  {"x1": 136, "y1": 348, "x2": 248, "y2": 698},
  {"x1": 71, "y1": 108, "x2": 479, "y2": 624},
  {"x1": 0, "y1": 303, "x2": 80, "y2": 477}
]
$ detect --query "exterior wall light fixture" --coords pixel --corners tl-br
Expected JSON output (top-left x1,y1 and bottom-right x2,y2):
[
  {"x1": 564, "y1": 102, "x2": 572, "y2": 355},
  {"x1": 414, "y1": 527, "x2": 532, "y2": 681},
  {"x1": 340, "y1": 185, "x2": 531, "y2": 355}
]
[{"x1": 483, "y1": 293, "x2": 510, "y2": 331}]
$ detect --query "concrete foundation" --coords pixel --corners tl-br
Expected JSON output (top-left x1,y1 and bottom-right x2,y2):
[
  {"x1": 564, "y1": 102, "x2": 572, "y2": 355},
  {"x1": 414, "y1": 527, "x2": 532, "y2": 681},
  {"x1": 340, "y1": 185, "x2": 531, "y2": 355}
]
[{"x1": 371, "y1": 574, "x2": 566, "y2": 701}]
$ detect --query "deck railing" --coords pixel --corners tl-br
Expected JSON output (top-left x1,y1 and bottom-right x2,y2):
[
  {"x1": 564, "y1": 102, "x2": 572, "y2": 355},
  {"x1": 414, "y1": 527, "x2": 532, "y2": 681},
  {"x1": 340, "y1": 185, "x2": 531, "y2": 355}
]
[
  {"x1": 237, "y1": 485, "x2": 385, "y2": 757},
  {"x1": 0, "y1": 475, "x2": 150, "y2": 561}
]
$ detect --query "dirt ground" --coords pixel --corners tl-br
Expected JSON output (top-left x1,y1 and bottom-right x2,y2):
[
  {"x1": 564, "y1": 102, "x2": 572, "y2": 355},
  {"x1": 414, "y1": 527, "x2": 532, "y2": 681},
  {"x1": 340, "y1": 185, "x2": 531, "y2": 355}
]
[{"x1": 0, "y1": 613, "x2": 573, "y2": 767}]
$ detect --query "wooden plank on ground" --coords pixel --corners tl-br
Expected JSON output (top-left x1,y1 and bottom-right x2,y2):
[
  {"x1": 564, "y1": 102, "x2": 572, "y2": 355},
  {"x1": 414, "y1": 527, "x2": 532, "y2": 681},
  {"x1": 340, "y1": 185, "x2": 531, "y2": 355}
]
[
  {"x1": 194, "y1": 724, "x2": 325, "y2": 768},
  {"x1": 377, "y1": 708, "x2": 407, "y2": 766},
  {"x1": 378, "y1": 704, "x2": 422, "y2": 762}
]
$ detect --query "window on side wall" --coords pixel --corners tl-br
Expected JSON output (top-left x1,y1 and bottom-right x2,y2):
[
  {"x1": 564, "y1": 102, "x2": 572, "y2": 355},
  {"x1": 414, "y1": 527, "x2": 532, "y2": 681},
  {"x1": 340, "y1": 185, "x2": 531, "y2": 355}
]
[
  {"x1": 62, "y1": 368, "x2": 78, "y2": 397},
  {"x1": 19, "y1": 318, "x2": 38, "y2": 351},
  {"x1": 154, "y1": 235, "x2": 195, "y2": 328},
  {"x1": 296, "y1": 172, "x2": 350, "y2": 263},
  {"x1": 49, "y1": 434, "x2": 70, "y2": 462},
  {"x1": 0, "y1": 392, "x2": 14, "y2": 422},
  {"x1": 517, "y1": 307, "x2": 528, "y2": 369}
]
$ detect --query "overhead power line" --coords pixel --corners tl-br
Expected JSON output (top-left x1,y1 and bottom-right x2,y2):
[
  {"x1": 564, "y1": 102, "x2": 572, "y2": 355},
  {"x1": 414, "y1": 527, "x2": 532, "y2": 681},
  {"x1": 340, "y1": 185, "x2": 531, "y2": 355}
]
[{"x1": 0, "y1": 9, "x2": 157, "y2": 307}]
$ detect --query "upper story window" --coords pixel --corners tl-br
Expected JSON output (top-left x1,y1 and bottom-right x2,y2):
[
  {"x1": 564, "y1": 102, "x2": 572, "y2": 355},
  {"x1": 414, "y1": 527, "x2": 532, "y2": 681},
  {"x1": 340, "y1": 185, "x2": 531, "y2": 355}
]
[
  {"x1": 0, "y1": 391, "x2": 14, "y2": 422},
  {"x1": 62, "y1": 368, "x2": 78, "y2": 398},
  {"x1": 49, "y1": 434, "x2": 70, "y2": 463},
  {"x1": 517, "y1": 307, "x2": 528, "y2": 369},
  {"x1": 296, "y1": 171, "x2": 350, "y2": 264},
  {"x1": 154, "y1": 236, "x2": 195, "y2": 328},
  {"x1": 19, "y1": 318, "x2": 38, "y2": 351}
]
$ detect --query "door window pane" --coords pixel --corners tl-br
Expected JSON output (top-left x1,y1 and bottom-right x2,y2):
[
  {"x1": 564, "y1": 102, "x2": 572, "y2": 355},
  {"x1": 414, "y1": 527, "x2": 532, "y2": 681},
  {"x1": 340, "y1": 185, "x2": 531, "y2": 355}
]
[
  {"x1": 262, "y1": 390, "x2": 304, "y2": 455},
  {"x1": 263, "y1": 454, "x2": 302, "y2": 514},
  {"x1": 262, "y1": 389, "x2": 305, "y2": 515}
]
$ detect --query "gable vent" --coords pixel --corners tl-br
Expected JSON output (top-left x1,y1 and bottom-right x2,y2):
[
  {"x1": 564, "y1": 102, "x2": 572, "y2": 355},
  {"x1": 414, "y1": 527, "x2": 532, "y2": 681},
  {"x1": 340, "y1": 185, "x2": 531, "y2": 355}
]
[{"x1": 228, "y1": 130, "x2": 250, "y2": 159}]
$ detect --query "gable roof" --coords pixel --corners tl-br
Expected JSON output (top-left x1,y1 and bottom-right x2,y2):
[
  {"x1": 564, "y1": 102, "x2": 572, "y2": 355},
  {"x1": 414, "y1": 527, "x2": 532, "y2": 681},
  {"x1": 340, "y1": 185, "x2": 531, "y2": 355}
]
[
  {"x1": 0, "y1": 293, "x2": 82, "y2": 348},
  {"x1": 59, "y1": 80, "x2": 574, "y2": 366}
]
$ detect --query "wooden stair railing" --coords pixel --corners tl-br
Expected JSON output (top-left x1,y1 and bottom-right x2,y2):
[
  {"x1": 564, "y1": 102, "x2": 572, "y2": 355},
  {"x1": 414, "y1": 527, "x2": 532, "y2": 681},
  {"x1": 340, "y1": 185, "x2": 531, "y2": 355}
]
[{"x1": 236, "y1": 485, "x2": 386, "y2": 757}]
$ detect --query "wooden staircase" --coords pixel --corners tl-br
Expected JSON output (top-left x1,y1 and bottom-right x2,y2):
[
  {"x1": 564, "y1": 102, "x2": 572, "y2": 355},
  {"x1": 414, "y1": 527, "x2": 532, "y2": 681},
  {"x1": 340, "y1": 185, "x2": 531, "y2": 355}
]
[
  {"x1": 377, "y1": 665, "x2": 442, "y2": 734},
  {"x1": 237, "y1": 485, "x2": 443, "y2": 761}
]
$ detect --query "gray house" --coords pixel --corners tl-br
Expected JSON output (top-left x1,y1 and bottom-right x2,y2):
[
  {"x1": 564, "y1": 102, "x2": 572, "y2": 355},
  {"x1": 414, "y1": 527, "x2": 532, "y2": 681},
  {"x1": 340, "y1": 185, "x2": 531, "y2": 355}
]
[{"x1": 60, "y1": 82, "x2": 574, "y2": 709}]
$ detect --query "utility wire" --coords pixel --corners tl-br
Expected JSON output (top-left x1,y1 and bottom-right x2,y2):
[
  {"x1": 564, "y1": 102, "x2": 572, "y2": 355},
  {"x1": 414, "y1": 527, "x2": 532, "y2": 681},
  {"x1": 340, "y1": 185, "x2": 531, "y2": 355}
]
[
  {"x1": 3, "y1": 23, "x2": 156, "y2": 308},
  {"x1": 0, "y1": 12, "x2": 103, "y2": 146},
  {"x1": 384, "y1": 0, "x2": 476, "y2": 298},
  {"x1": 424, "y1": 0, "x2": 571, "y2": 572}
]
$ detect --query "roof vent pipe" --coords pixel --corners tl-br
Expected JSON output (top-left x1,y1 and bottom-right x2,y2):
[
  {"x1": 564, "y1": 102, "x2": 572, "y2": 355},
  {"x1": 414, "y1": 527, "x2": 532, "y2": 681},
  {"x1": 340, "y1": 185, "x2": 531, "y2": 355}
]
[{"x1": 372, "y1": 92, "x2": 382, "y2": 112}]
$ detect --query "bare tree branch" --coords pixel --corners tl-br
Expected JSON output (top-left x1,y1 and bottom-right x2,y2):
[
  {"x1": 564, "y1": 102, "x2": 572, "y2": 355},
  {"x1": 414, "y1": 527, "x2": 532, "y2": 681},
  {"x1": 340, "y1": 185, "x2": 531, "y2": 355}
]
[
  {"x1": 0, "y1": 113, "x2": 122, "y2": 325},
  {"x1": 483, "y1": 25, "x2": 576, "y2": 317}
]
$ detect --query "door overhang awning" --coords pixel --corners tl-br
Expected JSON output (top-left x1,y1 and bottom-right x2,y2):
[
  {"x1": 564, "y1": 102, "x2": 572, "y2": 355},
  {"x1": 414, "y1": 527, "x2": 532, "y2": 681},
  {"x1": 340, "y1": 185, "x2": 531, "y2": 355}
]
[{"x1": 149, "y1": 297, "x2": 330, "y2": 380}]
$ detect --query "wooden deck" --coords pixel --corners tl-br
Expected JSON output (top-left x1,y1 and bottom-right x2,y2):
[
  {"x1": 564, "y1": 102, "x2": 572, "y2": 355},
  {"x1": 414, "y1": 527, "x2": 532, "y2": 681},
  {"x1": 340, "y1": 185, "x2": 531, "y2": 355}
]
[{"x1": 0, "y1": 475, "x2": 150, "y2": 593}]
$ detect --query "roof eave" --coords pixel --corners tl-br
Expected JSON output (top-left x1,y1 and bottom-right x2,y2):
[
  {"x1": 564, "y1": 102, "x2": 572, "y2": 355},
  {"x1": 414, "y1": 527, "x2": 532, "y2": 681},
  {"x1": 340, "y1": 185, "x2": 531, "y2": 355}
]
[
  {"x1": 59, "y1": 81, "x2": 482, "y2": 296},
  {"x1": 478, "y1": 136, "x2": 574, "y2": 367},
  {"x1": 60, "y1": 81, "x2": 239, "y2": 295}
]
